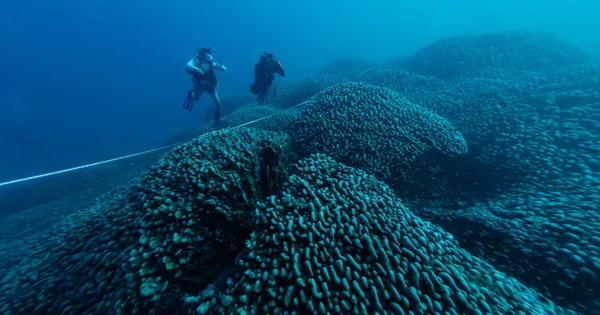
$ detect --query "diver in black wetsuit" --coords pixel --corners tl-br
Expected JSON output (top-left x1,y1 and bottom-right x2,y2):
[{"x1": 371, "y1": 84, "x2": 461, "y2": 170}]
[{"x1": 250, "y1": 52, "x2": 285, "y2": 105}]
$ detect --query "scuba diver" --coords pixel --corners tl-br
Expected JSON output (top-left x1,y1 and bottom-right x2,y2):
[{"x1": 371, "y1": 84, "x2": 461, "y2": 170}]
[
  {"x1": 250, "y1": 51, "x2": 285, "y2": 105},
  {"x1": 183, "y1": 46, "x2": 227, "y2": 127}
]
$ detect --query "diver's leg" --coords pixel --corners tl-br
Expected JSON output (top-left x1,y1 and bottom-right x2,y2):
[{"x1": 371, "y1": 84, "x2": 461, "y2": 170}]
[
  {"x1": 260, "y1": 85, "x2": 268, "y2": 103},
  {"x1": 192, "y1": 81, "x2": 204, "y2": 102},
  {"x1": 207, "y1": 89, "x2": 222, "y2": 128},
  {"x1": 257, "y1": 86, "x2": 265, "y2": 105},
  {"x1": 208, "y1": 89, "x2": 221, "y2": 111},
  {"x1": 192, "y1": 90, "x2": 203, "y2": 102},
  {"x1": 208, "y1": 89, "x2": 221, "y2": 118}
]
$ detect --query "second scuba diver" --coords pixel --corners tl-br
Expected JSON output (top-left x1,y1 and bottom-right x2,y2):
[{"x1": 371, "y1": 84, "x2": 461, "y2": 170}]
[{"x1": 250, "y1": 51, "x2": 285, "y2": 105}]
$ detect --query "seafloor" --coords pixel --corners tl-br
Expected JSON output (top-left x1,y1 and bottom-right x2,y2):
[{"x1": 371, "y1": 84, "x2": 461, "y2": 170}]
[{"x1": 0, "y1": 31, "x2": 599, "y2": 315}]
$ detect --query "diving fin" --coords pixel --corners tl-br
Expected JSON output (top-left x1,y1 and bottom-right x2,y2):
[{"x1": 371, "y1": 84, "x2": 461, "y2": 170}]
[{"x1": 183, "y1": 90, "x2": 194, "y2": 111}]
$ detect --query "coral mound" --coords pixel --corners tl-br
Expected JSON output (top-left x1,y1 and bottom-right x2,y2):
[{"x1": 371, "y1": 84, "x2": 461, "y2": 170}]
[
  {"x1": 290, "y1": 82, "x2": 468, "y2": 182},
  {"x1": 195, "y1": 154, "x2": 566, "y2": 315},
  {"x1": 402, "y1": 31, "x2": 589, "y2": 78},
  {"x1": 0, "y1": 128, "x2": 291, "y2": 315}
]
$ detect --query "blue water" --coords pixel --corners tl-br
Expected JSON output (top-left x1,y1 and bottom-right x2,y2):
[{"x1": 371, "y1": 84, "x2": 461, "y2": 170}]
[{"x1": 0, "y1": 0, "x2": 597, "y2": 182}]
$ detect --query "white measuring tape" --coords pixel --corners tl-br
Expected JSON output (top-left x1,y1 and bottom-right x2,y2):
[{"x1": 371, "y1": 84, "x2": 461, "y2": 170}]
[{"x1": 0, "y1": 101, "x2": 310, "y2": 187}]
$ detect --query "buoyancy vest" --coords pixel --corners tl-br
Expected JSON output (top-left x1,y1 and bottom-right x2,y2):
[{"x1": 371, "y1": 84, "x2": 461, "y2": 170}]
[{"x1": 192, "y1": 58, "x2": 218, "y2": 88}]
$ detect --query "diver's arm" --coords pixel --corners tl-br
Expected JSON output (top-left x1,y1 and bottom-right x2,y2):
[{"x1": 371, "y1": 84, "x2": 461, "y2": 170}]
[
  {"x1": 254, "y1": 64, "x2": 261, "y2": 76},
  {"x1": 214, "y1": 62, "x2": 227, "y2": 71},
  {"x1": 252, "y1": 65, "x2": 262, "y2": 82},
  {"x1": 274, "y1": 61, "x2": 285, "y2": 77},
  {"x1": 186, "y1": 59, "x2": 204, "y2": 75}
]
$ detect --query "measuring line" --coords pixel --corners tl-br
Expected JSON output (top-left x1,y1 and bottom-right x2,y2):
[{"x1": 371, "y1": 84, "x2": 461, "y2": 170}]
[
  {"x1": 0, "y1": 144, "x2": 178, "y2": 187},
  {"x1": 0, "y1": 101, "x2": 311, "y2": 187}
]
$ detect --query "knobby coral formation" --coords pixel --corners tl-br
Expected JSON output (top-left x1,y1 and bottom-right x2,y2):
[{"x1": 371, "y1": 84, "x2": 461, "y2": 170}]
[
  {"x1": 289, "y1": 82, "x2": 468, "y2": 192},
  {"x1": 0, "y1": 128, "x2": 291, "y2": 315},
  {"x1": 191, "y1": 154, "x2": 566, "y2": 315},
  {"x1": 402, "y1": 31, "x2": 589, "y2": 79}
]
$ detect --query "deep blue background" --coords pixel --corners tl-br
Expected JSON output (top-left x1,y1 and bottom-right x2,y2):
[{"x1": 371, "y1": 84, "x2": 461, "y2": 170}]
[{"x1": 0, "y1": 0, "x2": 598, "y2": 182}]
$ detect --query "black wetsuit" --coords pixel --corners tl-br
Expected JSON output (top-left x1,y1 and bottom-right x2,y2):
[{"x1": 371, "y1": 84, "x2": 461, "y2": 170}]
[{"x1": 250, "y1": 55, "x2": 285, "y2": 104}]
